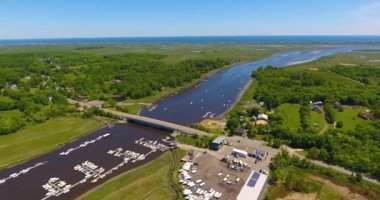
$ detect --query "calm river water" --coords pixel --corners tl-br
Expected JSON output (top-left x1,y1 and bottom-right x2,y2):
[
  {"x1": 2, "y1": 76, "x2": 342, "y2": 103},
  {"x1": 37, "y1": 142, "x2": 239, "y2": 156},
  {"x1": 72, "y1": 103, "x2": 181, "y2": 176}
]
[
  {"x1": 1, "y1": 45, "x2": 380, "y2": 200},
  {"x1": 140, "y1": 45, "x2": 380, "y2": 125}
]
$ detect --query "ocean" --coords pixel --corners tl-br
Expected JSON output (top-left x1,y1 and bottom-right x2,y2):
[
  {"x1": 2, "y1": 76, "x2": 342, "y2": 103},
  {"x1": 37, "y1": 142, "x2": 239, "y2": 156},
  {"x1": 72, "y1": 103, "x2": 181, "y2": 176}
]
[{"x1": 1, "y1": 36, "x2": 380, "y2": 45}]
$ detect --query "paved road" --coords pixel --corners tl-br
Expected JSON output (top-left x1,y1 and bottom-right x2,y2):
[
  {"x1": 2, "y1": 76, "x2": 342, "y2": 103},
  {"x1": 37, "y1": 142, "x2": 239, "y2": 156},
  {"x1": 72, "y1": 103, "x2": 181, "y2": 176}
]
[
  {"x1": 68, "y1": 99, "x2": 211, "y2": 137},
  {"x1": 283, "y1": 145, "x2": 380, "y2": 185},
  {"x1": 69, "y1": 99, "x2": 380, "y2": 185}
]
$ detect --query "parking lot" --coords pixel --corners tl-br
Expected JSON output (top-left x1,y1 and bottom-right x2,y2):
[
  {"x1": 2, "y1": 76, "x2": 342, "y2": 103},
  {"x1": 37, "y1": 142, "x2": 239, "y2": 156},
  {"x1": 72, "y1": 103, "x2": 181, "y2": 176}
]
[{"x1": 178, "y1": 136, "x2": 280, "y2": 200}]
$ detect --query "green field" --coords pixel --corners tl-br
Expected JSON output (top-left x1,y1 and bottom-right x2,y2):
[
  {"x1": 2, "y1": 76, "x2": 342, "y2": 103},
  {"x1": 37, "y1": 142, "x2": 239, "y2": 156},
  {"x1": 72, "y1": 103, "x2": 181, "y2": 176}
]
[
  {"x1": 79, "y1": 149, "x2": 185, "y2": 200},
  {"x1": 335, "y1": 106, "x2": 367, "y2": 131},
  {"x1": 266, "y1": 153, "x2": 380, "y2": 200},
  {"x1": 0, "y1": 43, "x2": 283, "y2": 64},
  {"x1": 0, "y1": 117, "x2": 103, "y2": 169},
  {"x1": 276, "y1": 103, "x2": 301, "y2": 132},
  {"x1": 310, "y1": 108, "x2": 325, "y2": 132},
  {"x1": 0, "y1": 109, "x2": 23, "y2": 118}
]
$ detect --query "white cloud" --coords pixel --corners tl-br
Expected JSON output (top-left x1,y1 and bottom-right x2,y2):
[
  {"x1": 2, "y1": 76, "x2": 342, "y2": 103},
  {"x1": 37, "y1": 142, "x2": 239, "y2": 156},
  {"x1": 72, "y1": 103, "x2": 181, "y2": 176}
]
[
  {"x1": 340, "y1": 1, "x2": 380, "y2": 34},
  {"x1": 350, "y1": 1, "x2": 380, "y2": 20}
]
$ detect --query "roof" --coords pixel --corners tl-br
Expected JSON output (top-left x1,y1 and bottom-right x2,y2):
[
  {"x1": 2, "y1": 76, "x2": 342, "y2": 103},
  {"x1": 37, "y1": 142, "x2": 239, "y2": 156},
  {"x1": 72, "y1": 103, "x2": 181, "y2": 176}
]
[
  {"x1": 256, "y1": 149, "x2": 267, "y2": 155},
  {"x1": 212, "y1": 136, "x2": 225, "y2": 144},
  {"x1": 232, "y1": 148, "x2": 248, "y2": 156},
  {"x1": 257, "y1": 114, "x2": 268, "y2": 120},
  {"x1": 237, "y1": 171, "x2": 268, "y2": 200},
  {"x1": 359, "y1": 111, "x2": 373, "y2": 120}
]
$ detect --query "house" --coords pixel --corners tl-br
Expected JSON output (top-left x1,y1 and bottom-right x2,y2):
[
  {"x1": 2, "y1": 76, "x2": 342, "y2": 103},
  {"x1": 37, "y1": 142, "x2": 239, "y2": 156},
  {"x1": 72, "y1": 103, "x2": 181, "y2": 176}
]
[
  {"x1": 234, "y1": 128, "x2": 247, "y2": 136},
  {"x1": 210, "y1": 136, "x2": 225, "y2": 151},
  {"x1": 255, "y1": 149, "x2": 267, "y2": 161},
  {"x1": 257, "y1": 114, "x2": 268, "y2": 121},
  {"x1": 313, "y1": 101, "x2": 323, "y2": 106},
  {"x1": 359, "y1": 111, "x2": 374, "y2": 120},
  {"x1": 259, "y1": 102, "x2": 265, "y2": 107}
]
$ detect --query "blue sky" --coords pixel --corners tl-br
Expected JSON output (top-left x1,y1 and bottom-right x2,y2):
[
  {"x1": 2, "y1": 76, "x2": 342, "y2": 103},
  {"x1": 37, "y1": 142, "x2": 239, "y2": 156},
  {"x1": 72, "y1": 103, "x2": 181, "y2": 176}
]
[{"x1": 1, "y1": 0, "x2": 380, "y2": 39}]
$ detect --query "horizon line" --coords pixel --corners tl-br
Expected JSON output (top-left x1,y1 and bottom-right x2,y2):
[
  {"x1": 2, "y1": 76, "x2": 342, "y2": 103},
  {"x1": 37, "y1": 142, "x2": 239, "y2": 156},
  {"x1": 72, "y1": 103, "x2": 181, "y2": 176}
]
[{"x1": 2, "y1": 35, "x2": 380, "y2": 41}]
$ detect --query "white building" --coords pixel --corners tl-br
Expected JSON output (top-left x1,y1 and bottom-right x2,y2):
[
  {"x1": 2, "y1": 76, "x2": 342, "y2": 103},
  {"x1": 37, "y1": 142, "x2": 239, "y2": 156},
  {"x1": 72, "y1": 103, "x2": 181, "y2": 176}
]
[
  {"x1": 237, "y1": 170, "x2": 268, "y2": 200},
  {"x1": 257, "y1": 114, "x2": 268, "y2": 121},
  {"x1": 232, "y1": 148, "x2": 248, "y2": 158}
]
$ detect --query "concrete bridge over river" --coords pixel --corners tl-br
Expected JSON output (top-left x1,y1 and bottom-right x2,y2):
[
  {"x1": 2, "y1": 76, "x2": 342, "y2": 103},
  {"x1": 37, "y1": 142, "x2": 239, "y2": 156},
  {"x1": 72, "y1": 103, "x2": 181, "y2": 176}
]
[{"x1": 68, "y1": 99, "x2": 210, "y2": 136}]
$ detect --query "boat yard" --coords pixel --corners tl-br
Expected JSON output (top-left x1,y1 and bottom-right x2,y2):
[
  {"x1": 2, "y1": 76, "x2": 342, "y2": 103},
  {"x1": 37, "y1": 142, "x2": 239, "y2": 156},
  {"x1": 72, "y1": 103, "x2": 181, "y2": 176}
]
[
  {"x1": 0, "y1": 124, "x2": 174, "y2": 200},
  {"x1": 178, "y1": 136, "x2": 278, "y2": 200}
]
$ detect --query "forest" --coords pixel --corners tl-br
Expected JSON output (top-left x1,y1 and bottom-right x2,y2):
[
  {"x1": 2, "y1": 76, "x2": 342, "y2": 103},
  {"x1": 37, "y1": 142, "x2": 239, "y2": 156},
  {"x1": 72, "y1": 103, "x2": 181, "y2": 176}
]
[
  {"x1": 247, "y1": 63, "x2": 380, "y2": 179},
  {"x1": 0, "y1": 51, "x2": 232, "y2": 135}
]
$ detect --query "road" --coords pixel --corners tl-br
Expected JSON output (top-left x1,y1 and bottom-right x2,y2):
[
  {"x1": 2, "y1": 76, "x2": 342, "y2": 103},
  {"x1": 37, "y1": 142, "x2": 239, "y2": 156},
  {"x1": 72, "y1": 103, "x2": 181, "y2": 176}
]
[
  {"x1": 283, "y1": 145, "x2": 380, "y2": 185},
  {"x1": 182, "y1": 139, "x2": 380, "y2": 186},
  {"x1": 69, "y1": 99, "x2": 380, "y2": 185},
  {"x1": 68, "y1": 99, "x2": 211, "y2": 137}
]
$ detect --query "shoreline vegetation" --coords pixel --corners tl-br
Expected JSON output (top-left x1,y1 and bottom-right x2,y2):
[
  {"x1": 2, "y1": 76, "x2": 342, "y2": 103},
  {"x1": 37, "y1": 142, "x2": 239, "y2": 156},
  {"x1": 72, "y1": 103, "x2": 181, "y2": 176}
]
[
  {"x1": 221, "y1": 51, "x2": 380, "y2": 198},
  {"x1": 3, "y1": 43, "x2": 380, "y2": 199},
  {"x1": 78, "y1": 149, "x2": 185, "y2": 200},
  {"x1": 0, "y1": 117, "x2": 104, "y2": 170},
  {"x1": 121, "y1": 60, "x2": 248, "y2": 115},
  {"x1": 0, "y1": 43, "x2": 284, "y2": 200}
]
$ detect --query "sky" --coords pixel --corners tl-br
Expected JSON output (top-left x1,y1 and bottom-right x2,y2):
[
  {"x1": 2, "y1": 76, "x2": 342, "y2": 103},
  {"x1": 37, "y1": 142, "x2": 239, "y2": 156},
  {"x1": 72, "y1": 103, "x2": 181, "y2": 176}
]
[{"x1": 1, "y1": 0, "x2": 380, "y2": 39}]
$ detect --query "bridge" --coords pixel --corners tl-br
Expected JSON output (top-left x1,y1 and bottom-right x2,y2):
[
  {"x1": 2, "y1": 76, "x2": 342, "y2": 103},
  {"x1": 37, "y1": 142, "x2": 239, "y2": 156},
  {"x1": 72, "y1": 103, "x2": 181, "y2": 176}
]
[{"x1": 68, "y1": 99, "x2": 210, "y2": 136}]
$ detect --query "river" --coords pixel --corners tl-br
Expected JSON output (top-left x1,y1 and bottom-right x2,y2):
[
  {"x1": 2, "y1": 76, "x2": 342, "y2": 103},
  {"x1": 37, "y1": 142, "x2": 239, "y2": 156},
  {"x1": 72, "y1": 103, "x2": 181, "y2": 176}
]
[
  {"x1": 140, "y1": 45, "x2": 380, "y2": 125},
  {"x1": 1, "y1": 45, "x2": 380, "y2": 200}
]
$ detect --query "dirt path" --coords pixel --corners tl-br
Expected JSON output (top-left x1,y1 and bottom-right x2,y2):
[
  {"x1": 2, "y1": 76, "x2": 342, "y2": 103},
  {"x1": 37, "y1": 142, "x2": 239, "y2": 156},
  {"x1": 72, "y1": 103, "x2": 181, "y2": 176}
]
[
  {"x1": 278, "y1": 193, "x2": 317, "y2": 200},
  {"x1": 311, "y1": 175, "x2": 368, "y2": 200},
  {"x1": 168, "y1": 150, "x2": 181, "y2": 200},
  {"x1": 319, "y1": 108, "x2": 329, "y2": 134},
  {"x1": 283, "y1": 145, "x2": 380, "y2": 186}
]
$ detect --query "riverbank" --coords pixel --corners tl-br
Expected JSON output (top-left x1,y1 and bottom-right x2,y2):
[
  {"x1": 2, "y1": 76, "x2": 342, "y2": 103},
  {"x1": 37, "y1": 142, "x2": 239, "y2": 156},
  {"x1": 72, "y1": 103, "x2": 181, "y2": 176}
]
[
  {"x1": 78, "y1": 149, "x2": 185, "y2": 200},
  {"x1": 131, "y1": 61, "x2": 246, "y2": 115},
  {"x1": 0, "y1": 117, "x2": 104, "y2": 170},
  {"x1": 122, "y1": 57, "x2": 276, "y2": 115}
]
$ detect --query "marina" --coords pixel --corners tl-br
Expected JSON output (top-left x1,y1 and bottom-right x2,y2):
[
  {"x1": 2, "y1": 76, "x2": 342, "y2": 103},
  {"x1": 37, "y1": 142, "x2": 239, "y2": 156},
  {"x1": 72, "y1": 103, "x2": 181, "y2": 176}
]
[
  {"x1": 0, "y1": 124, "x2": 173, "y2": 200},
  {"x1": 59, "y1": 133, "x2": 110, "y2": 156},
  {"x1": 0, "y1": 161, "x2": 47, "y2": 185},
  {"x1": 2, "y1": 45, "x2": 380, "y2": 199}
]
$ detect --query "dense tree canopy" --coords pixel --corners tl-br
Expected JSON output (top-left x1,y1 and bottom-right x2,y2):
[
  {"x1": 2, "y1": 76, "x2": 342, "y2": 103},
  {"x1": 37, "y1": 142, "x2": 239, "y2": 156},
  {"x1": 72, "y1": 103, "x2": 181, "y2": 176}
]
[
  {"x1": 0, "y1": 51, "x2": 232, "y2": 135},
  {"x1": 251, "y1": 64, "x2": 380, "y2": 179}
]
